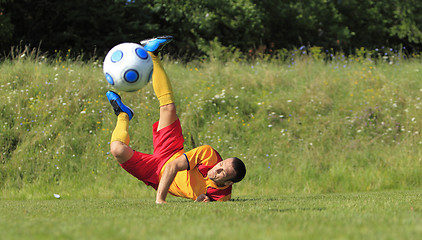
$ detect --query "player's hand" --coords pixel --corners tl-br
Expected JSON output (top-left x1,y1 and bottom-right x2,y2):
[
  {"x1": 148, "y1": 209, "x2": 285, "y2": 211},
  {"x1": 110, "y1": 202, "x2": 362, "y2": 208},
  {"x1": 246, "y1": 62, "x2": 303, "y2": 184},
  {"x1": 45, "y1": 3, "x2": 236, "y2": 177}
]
[
  {"x1": 195, "y1": 194, "x2": 210, "y2": 202},
  {"x1": 156, "y1": 199, "x2": 167, "y2": 204}
]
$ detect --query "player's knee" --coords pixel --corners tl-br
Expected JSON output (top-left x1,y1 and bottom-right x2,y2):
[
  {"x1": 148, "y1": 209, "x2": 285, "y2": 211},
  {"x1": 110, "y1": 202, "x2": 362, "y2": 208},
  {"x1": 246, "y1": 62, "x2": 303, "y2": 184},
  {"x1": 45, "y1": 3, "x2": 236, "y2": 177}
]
[
  {"x1": 110, "y1": 141, "x2": 126, "y2": 160},
  {"x1": 160, "y1": 103, "x2": 176, "y2": 114}
]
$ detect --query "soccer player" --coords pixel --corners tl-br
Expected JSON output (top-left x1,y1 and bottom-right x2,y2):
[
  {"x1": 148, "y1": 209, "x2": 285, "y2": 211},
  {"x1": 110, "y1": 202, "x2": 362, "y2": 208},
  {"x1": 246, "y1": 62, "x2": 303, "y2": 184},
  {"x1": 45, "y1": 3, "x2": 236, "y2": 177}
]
[{"x1": 106, "y1": 36, "x2": 246, "y2": 203}]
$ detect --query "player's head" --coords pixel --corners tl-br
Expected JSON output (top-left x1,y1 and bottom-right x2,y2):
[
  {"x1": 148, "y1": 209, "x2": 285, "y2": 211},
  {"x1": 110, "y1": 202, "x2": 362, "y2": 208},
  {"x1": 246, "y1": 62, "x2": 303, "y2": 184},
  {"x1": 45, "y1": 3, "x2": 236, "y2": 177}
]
[
  {"x1": 207, "y1": 157, "x2": 246, "y2": 187},
  {"x1": 229, "y1": 157, "x2": 246, "y2": 182}
]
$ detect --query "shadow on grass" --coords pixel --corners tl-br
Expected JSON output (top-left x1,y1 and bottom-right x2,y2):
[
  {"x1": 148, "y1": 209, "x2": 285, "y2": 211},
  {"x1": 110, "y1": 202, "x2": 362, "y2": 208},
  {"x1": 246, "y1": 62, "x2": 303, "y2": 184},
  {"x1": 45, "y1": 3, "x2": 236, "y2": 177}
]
[
  {"x1": 231, "y1": 197, "x2": 328, "y2": 212},
  {"x1": 268, "y1": 207, "x2": 327, "y2": 212},
  {"x1": 230, "y1": 197, "x2": 283, "y2": 202}
]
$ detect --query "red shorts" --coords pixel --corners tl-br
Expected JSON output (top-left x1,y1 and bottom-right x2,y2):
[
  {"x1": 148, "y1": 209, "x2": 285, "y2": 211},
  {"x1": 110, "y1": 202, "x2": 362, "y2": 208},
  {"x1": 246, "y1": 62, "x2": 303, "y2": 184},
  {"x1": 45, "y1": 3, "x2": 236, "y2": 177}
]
[{"x1": 120, "y1": 119, "x2": 184, "y2": 190}]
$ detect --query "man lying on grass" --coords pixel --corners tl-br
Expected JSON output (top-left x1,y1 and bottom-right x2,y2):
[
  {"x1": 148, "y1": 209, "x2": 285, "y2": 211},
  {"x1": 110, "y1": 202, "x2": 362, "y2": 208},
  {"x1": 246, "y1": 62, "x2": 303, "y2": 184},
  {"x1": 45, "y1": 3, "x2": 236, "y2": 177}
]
[{"x1": 106, "y1": 36, "x2": 246, "y2": 203}]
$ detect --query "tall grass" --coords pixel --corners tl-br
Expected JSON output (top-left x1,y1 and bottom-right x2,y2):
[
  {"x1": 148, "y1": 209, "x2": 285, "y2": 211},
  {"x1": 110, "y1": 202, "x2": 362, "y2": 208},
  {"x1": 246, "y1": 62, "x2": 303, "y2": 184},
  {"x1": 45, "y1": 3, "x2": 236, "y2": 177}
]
[{"x1": 1, "y1": 47, "x2": 421, "y2": 200}]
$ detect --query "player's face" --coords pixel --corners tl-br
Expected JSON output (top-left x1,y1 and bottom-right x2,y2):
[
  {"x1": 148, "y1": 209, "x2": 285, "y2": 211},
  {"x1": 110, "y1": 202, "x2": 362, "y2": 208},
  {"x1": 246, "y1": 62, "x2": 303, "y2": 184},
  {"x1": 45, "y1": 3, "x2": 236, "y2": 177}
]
[{"x1": 207, "y1": 158, "x2": 236, "y2": 186}]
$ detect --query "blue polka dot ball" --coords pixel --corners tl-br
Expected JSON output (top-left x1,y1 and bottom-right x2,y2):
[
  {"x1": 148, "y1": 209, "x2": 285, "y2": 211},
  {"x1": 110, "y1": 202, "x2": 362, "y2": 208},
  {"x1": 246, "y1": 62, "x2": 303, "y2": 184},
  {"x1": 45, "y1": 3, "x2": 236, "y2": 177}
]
[{"x1": 103, "y1": 43, "x2": 153, "y2": 92}]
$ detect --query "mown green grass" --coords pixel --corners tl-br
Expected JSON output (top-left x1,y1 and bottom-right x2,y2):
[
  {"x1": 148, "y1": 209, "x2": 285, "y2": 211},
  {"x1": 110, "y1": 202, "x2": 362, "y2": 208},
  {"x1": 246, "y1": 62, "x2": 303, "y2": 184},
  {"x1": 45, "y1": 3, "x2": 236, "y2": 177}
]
[
  {"x1": 1, "y1": 190, "x2": 422, "y2": 240},
  {"x1": 1, "y1": 48, "x2": 422, "y2": 239}
]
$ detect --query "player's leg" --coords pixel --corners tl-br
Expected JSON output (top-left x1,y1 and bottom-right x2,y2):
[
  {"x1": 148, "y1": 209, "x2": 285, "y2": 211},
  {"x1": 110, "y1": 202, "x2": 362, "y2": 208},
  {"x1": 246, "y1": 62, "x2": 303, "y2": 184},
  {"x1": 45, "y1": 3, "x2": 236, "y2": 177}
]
[
  {"x1": 141, "y1": 36, "x2": 177, "y2": 131},
  {"x1": 152, "y1": 55, "x2": 177, "y2": 131},
  {"x1": 106, "y1": 91, "x2": 135, "y2": 164}
]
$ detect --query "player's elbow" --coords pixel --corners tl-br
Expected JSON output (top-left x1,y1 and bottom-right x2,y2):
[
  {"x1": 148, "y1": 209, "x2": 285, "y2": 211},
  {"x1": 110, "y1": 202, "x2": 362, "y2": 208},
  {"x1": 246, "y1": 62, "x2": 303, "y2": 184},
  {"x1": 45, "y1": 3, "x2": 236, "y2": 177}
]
[
  {"x1": 166, "y1": 160, "x2": 182, "y2": 173},
  {"x1": 161, "y1": 162, "x2": 177, "y2": 178}
]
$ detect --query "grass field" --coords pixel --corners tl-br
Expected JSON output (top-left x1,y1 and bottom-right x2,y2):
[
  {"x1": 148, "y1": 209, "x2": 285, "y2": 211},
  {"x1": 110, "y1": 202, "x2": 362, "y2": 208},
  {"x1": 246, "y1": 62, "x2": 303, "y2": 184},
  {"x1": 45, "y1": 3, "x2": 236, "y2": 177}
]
[
  {"x1": 1, "y1": 47, "x2": 422, "y2": 239},
  {"x1": 1, "y1": 190, "x2": 422, "y2": 240}
]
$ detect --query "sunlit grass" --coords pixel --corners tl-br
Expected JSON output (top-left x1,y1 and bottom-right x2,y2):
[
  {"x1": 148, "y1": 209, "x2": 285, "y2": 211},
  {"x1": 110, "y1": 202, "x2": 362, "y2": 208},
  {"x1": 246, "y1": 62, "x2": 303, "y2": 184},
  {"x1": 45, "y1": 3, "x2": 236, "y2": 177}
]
[{"x1": 1, "y1": 190, "x2": 422, "y2": 240}]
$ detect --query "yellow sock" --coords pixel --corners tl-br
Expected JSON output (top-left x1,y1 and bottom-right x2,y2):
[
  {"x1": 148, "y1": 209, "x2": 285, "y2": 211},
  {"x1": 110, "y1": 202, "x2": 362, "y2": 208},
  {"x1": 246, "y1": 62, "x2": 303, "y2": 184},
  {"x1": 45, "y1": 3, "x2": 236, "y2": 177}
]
[
  {"x1": 110, "y1": 113, "x2": 130, "y2": 145},
  {"x1": 150, "y1": 53, "x2": 174, "y2": 106}
]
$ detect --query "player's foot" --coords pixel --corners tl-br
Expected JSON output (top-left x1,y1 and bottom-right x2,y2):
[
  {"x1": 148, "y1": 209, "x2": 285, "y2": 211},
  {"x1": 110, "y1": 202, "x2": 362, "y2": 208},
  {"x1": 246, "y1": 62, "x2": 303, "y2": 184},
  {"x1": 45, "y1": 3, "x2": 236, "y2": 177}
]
[
  {"x1": 140, "y1": 36, "x2": 173, "y2": 55},
  {"x1": 106, "y1": 91, "x2": 134, "y2": 120}
]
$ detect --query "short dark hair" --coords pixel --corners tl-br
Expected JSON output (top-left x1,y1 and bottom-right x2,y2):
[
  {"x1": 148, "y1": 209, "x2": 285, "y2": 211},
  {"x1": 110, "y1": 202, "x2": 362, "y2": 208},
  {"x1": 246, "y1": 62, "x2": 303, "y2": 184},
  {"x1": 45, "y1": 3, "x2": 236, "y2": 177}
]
[{"x1": 230, "y1": 157, "x2": 246, "y2": 183}]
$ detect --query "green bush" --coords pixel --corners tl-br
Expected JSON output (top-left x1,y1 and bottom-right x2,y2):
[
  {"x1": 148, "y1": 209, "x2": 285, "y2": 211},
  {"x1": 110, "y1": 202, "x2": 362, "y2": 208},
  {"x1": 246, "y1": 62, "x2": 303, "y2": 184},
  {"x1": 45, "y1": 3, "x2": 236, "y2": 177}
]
[{"x1": 2, "y1": 0, "x2": 422, "y2": 58}]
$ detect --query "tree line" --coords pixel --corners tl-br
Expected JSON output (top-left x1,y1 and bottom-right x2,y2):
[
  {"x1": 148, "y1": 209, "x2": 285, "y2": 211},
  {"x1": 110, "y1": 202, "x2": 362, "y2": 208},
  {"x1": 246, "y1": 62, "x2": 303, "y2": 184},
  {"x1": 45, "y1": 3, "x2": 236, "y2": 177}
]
[{"x1": 1, "y1": 0, "x2": 421, "y2": 59}]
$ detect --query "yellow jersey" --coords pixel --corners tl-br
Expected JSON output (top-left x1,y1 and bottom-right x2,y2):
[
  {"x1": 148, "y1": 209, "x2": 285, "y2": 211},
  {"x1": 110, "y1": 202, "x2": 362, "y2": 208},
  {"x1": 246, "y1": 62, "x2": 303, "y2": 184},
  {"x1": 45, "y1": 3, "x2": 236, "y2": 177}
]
[{"x1": 160, "y1": 145, "x2": 232, "y2": 201}]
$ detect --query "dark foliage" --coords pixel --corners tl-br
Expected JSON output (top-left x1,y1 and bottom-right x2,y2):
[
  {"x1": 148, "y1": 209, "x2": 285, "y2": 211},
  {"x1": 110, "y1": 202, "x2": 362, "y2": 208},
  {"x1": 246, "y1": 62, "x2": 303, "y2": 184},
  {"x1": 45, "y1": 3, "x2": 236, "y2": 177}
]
[{"x1": 1, "y1": 0, "x2": 421, "y2": 59}]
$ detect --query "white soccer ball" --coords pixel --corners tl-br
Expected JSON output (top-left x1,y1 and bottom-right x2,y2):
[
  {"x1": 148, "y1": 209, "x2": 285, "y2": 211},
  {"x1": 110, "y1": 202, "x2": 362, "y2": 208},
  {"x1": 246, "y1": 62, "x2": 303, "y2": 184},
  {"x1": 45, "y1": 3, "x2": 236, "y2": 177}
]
[{"x1": 103, "y1": 42, "x2": 153, "y2": 92}]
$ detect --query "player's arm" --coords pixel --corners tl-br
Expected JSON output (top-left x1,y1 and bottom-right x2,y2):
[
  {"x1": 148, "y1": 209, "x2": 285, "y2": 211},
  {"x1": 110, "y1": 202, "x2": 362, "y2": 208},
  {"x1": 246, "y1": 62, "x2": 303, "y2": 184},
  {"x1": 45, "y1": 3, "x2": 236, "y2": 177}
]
[{"x1": 156, "y1": 154, "x2": 189, "y2": 204}]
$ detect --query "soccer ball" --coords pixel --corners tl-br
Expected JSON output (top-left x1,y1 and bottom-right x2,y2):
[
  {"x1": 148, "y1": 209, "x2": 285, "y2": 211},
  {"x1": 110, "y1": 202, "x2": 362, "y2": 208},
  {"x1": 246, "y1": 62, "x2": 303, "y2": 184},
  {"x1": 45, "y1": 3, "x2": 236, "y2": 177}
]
[{"x1": 103, "y1": 42, "x2": 153, "y2": 92}]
